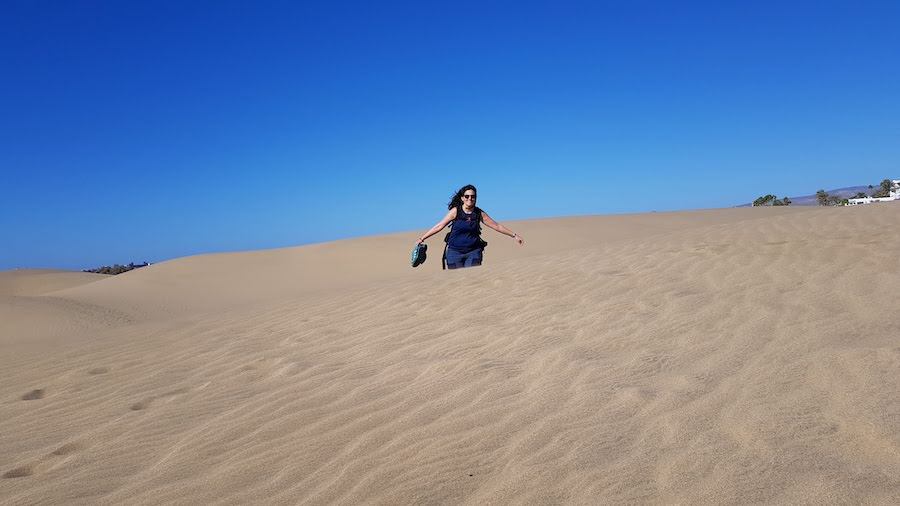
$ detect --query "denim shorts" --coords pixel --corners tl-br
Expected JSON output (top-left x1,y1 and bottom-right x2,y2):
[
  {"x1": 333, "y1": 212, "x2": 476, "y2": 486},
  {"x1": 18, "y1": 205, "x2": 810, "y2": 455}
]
[{"x1": 445, "y1": 247, "x2": 483, "y2": 269}]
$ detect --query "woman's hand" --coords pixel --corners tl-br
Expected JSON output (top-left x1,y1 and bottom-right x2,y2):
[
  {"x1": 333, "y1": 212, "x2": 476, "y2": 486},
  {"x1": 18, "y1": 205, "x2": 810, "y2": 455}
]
[{"x1": 513, "y1": 233, "x2": 525, "y2": 246}]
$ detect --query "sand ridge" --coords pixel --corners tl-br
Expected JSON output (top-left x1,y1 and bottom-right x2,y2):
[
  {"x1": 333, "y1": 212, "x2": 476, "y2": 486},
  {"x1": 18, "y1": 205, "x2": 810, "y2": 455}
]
[{"x1": 1, "y1": 205, "x2": 899, "y2": 504}]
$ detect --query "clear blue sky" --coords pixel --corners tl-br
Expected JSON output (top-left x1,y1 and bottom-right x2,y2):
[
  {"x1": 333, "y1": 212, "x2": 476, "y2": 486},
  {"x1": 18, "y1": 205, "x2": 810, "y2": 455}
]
[{"x1": 2, "y1": 1, "x2": 898, "y2": 270}]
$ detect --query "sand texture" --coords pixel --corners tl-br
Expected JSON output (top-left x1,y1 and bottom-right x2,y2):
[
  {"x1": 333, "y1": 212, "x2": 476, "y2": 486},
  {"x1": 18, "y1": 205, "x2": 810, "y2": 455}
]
[{"x1": 2, "y1": 205, "x2": 899, "y2": 504}]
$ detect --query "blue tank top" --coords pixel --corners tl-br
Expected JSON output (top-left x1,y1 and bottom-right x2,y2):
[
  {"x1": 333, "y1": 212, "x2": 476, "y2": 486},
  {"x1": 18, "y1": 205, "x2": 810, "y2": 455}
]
[{"x1": 447, "y1": 206, "x2": 483, "y2": 253}]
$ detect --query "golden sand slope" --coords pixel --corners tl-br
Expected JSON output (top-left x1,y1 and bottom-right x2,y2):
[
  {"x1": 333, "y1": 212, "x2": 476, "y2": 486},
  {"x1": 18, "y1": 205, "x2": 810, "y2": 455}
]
[{"x1": 1, "y1": 205, "x2": 899, "y2": 504}]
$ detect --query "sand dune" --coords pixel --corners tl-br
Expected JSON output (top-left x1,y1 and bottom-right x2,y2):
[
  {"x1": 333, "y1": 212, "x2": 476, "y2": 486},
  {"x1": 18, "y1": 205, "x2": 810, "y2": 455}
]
[
  {"x1": 2, "y1": 205, "x2": 899, "y2": 504},
  {"x1": 0, "y1": 269, "x2": 106, "y2": 297},
  {"x1": 48, "y1": 207, "x2": 799, "y2": 322}
]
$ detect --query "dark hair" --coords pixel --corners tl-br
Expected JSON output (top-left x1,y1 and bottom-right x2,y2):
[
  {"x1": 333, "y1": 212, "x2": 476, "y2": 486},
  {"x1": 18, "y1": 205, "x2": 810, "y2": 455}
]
[{"x1": 448, "y1": 184, "x2": 477, "y2": 210}]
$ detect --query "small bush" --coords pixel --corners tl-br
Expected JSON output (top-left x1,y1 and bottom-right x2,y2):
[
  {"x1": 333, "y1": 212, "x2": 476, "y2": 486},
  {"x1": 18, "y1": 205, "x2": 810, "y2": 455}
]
[{"x1": 83, "y1": 262, "x2": 149, "y2": 275}]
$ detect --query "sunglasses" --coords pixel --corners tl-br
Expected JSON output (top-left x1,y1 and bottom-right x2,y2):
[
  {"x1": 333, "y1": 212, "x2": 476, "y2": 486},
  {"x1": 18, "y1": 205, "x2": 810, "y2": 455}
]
[{"x1": 462, "y1": 194, "x2": 477, "y2": 199}]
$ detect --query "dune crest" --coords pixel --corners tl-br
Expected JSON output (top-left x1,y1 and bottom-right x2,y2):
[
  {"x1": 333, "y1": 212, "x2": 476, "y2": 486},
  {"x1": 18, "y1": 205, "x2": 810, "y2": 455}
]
[{"x1": 0, "y1": 269, "x2": 106, "y2": 297}]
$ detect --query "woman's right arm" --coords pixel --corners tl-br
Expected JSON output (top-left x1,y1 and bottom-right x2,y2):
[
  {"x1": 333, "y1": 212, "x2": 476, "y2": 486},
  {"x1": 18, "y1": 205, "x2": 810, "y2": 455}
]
[{"x1": 416, "y1": 208, "x2": 456, "y2": 244}]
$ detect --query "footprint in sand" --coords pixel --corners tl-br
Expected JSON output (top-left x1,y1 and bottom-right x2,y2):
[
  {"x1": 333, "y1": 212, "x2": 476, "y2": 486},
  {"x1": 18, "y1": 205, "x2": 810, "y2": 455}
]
[
  {"x1": 130, "y1": 387, "x2": 190, "y2": 411},
  {"x1": 130, "y1": 399, "x2": 152, "y2": 411},
  {"x1": 88, "y1": 367, "x2": 109, "y2": 375},
  {"x1": 2, "y1": 465, "x2": 34, "y2": 479},
  {"x1": 21, "y1": 389, "x2": 44, "y2": 401},
  {"x1": 51, "y1": 442, "x2": 84, "y2": 456},
  {"x1": 2, "y1": 441, "x2": 86, "y2": 479}
]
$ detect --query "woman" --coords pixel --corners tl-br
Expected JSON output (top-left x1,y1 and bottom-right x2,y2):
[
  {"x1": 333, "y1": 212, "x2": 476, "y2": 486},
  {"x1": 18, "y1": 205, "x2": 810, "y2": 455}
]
[{"x1": 416, "y1": 184, "x2": 525, "y2": 269}]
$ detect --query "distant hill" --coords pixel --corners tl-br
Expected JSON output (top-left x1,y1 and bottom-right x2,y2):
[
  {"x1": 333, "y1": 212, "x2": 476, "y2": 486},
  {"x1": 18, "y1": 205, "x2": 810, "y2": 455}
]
[{"x1": 741, "y1": 185, "x2": 873, "y2": 207}]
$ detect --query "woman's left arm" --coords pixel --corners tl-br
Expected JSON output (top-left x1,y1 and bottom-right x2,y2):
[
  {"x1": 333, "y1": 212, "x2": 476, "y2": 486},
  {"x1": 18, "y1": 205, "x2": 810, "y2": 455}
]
[{"x1": 481, "y1": 211, "x2": 525, "y2": 245}]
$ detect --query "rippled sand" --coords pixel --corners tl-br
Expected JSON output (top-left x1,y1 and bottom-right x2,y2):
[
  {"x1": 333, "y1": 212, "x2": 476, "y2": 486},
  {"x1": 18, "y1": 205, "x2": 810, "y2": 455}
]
[{"x1": 2, "y1": 205, "x2": 899, "y2": 504}]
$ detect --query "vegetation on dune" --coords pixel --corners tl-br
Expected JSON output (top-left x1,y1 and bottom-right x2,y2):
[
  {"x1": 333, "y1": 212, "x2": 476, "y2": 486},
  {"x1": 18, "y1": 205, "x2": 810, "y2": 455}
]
[
  {"x1": 83, "y1": 262, "x2": 149, "y2": 275},
  {"x1": 815, "y1": 190, "x2": 846, "y2": 206},
  {"x1": 871, "y1": 178, "x2": 894, "y2": 198},
  {"x1": 753, "y1": 194, "x2": 791, "y2": 206}
]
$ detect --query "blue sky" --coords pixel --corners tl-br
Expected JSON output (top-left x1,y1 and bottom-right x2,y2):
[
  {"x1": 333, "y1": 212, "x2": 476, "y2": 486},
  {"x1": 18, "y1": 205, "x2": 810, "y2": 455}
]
[{"x1": 2, "y1": 1, "x2": 898, "y2": 270}]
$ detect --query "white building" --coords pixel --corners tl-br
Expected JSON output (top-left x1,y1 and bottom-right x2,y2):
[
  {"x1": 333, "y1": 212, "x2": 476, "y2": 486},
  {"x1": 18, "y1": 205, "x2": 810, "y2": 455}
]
[{"x1": 847, "y1": 179, "x2": 900, "y2": 205}]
